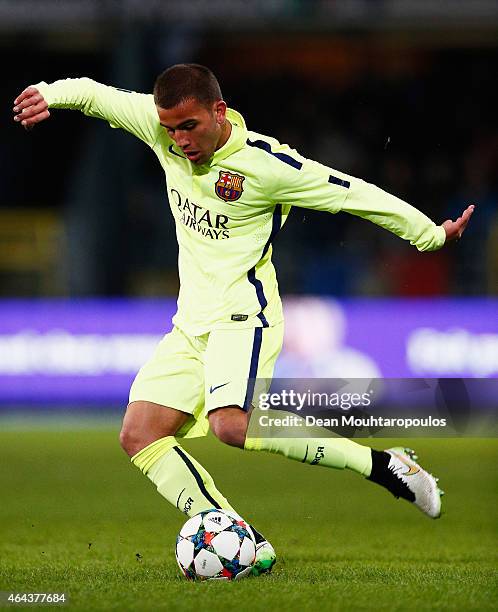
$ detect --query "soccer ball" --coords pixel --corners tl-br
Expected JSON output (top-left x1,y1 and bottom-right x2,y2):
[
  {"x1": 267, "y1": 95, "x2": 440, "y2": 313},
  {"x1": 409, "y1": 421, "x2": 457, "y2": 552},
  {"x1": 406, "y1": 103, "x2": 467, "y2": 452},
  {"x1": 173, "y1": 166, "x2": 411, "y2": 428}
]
[{"x1": 175, "y1": 509, "x2": 256, "y2": 580}]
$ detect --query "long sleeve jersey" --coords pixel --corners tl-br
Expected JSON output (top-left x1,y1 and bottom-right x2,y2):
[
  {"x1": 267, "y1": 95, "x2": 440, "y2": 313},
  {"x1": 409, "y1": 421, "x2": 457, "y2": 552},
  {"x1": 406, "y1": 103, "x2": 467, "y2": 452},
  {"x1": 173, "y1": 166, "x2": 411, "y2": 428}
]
[{"x1": 35, "y1": 78, "x2": 446, "y2": 335}]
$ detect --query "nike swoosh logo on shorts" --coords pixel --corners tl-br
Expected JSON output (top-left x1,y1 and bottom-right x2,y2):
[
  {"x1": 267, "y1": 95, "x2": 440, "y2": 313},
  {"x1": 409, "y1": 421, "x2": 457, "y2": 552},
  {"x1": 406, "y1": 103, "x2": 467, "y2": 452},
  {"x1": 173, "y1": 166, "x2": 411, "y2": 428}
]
[{"x1": 209, "y1": 382, "x2": 230, "y2": 394}]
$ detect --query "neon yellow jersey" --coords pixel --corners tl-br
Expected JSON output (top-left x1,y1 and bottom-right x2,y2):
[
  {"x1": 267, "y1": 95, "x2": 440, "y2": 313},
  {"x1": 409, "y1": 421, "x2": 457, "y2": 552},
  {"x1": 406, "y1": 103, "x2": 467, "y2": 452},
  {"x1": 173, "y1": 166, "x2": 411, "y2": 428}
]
[{"x1": 35, "y1": 78, "x2": 446, "y2": 335}]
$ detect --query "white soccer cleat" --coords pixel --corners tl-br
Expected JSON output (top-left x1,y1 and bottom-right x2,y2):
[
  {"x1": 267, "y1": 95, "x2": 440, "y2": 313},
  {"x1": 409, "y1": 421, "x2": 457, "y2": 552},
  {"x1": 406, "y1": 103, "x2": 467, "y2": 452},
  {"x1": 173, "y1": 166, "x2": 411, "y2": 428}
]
[
  {"x1": 252, "y1": 540, "x2": 276, "y2": 576},
  {"x1": 386, "y1": 447, "x2": 443, "y2": 519}
]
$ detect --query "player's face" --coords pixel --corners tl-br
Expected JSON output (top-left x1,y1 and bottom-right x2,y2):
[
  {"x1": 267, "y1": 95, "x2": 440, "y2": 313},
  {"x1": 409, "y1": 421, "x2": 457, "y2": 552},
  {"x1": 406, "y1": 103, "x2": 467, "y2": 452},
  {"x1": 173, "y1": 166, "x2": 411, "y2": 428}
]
[{"x1": 157, "y1": 98, "x2": 228, "y2": 165}]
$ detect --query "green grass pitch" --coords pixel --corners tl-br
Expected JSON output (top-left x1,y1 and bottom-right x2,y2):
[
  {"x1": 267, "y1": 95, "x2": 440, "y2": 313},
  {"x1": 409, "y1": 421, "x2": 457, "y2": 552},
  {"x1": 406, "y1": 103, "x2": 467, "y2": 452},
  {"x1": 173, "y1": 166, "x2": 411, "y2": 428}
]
[{"x1": 0, "y1": 425, "x2": 497, "y2": 611}]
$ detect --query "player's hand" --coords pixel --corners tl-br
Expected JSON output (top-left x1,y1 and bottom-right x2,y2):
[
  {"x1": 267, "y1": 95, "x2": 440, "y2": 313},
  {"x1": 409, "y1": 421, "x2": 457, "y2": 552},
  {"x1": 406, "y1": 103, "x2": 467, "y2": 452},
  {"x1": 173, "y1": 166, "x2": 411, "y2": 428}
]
[
  {"x1": 13, "y1": 87, "x2": 50, "y2": 129},
  {"x1": 441, "y1": 204, "x2": 475, "y2": 243}
]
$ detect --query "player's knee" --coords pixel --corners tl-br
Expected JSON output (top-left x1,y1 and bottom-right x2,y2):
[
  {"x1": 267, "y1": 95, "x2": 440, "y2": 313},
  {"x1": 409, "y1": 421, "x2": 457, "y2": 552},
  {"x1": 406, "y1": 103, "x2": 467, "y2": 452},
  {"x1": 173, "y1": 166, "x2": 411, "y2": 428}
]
[
  {"x1": 211, "y1": 423, "x2": 245, "y2": 448},
  {"x1": 209, "y1": 408, "x2": 247, "y2": 449},
  {"x1": 120, "y1": 401, "x2": 188, "y2": 457},
  {"x1": 119, "y1": 425, "x2": 145, "y2": 457},
  {"x1": 119, "y1": 421, "x2": 159, "y2": 458}
]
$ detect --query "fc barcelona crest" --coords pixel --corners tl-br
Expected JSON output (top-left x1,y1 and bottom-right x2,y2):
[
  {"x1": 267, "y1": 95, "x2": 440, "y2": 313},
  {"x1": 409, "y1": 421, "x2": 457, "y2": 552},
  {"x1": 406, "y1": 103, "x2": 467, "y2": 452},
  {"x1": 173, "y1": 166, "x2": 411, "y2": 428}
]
[{"x1": 215, "y1": 171, "x2": 245, "y2": 202}]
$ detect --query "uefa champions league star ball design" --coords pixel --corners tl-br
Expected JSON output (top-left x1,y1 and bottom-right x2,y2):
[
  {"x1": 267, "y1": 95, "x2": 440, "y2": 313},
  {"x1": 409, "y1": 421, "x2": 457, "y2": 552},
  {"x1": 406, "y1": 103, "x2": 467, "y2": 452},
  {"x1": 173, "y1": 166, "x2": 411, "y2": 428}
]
[{"x1": 175, "y1": 509, "x2": 257, "y2": 581}]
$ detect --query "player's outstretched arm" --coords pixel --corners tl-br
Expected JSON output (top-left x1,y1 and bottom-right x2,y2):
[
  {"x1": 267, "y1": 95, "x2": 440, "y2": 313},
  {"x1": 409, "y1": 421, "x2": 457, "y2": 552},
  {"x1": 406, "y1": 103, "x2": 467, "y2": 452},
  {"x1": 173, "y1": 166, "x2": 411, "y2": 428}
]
[
  {"x1": 13, "y1": 78, "x2": 160, "y2": 146},
  {"x1": 248, "y1": 136, "x2": 475, "y2": 251},
  {"x1": 441, "y1": 204, "x2": 475, "y2": 242},
  {"x1": 13, "y1": 87, "x2": 50, "y2": 127}
]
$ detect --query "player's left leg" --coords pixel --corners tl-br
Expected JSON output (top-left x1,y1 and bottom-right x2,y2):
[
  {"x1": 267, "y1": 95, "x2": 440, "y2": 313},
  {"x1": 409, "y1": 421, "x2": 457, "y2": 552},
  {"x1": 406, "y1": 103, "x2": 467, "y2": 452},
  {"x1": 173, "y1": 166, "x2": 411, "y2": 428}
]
[
  {"x1": 205, "y1": 322, "x2": 373, "y2": 476},
  {"x1": 209, "y1": 406, "x2": 442, "y2": 519},
  {"x1": 206, "y1": 324, "x2": 442, "y2": 519},
  {"x1": 245, "y1": 436, "x2": 442, "y2": 518},
  {"x1": 208, "y1": 406, "x2": 372, "y2": 475}
]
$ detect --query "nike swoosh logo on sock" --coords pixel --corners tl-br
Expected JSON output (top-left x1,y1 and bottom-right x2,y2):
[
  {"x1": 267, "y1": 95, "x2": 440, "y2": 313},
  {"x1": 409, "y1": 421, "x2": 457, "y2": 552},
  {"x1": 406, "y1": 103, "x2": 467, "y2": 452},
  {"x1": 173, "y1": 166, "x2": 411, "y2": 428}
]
[
  {"x1": 301, "y1": 444, "x2": 309, "y2": 463},
  {"x1": 176, "y1": 487, "x2": 186, "y2": 509}
]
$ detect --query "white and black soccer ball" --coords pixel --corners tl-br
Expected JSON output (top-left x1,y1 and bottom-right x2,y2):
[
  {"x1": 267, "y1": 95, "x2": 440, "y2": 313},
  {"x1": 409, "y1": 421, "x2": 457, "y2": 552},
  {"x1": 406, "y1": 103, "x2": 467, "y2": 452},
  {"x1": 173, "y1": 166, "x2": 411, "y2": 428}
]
[{"x1": 175, "y1": 509, "x2": 256, "y2": 581}]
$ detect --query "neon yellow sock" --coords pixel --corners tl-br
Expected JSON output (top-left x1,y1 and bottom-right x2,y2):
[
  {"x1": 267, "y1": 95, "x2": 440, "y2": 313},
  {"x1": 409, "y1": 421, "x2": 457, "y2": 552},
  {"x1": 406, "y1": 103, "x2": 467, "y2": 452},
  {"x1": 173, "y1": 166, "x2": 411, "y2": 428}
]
[
  {"x1": 244, "y1": 436, "x2": 372, "y2": 476},
  {"x1": 132, "y1": 436, "x2": 236, "y2": 517}
]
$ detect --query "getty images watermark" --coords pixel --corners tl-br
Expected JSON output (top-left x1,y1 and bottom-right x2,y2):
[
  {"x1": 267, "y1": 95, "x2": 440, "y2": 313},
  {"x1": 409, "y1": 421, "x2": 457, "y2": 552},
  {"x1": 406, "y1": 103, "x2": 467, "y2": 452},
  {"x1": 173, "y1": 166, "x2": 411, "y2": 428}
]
[
  {"x1": 247, "y1": 378, "x2": 498, "y2": 438},
  {"x1": 257, "y1": 388, "x2": 447, "y2": 429}
]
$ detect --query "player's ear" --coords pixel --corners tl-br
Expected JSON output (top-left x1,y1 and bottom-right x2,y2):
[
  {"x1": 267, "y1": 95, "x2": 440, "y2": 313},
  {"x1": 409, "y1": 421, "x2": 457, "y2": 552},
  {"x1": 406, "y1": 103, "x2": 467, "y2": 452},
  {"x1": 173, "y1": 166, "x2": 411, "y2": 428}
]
[{"x1": 214, "y1": 100, "x2": 227, "y2": 125}]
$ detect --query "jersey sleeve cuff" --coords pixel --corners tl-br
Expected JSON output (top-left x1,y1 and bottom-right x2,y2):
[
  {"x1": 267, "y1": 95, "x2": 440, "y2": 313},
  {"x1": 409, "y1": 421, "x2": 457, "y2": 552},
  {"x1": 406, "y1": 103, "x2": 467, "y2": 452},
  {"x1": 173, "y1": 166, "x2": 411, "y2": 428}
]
[{"x1": 32, "y1": 81, "x2": 54, "y2": 106}]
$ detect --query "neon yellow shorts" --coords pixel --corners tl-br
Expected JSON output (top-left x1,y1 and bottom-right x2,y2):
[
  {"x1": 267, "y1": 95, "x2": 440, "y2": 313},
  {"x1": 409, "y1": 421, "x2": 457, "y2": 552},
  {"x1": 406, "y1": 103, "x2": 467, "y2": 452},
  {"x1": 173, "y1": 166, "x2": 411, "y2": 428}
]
[{"x1": 128, "y1": 323, "x2": 284, "y2": 439}]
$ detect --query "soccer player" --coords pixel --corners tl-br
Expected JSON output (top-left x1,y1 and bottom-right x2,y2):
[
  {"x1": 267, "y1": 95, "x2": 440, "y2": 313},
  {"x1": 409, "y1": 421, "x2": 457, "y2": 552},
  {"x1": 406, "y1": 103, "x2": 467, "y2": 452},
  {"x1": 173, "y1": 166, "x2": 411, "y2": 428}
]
[{"x1": 14, "y1": 64, "x2": 474, "y2": 575}]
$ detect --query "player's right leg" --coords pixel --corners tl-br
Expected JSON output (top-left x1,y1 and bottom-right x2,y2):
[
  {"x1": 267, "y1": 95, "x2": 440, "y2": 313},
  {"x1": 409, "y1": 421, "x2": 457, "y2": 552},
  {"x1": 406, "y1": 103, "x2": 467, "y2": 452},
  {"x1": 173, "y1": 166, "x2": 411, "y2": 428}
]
[
  {"x1": 120, "y1": 327, "x2": 236, "y2": 516},
  {"x1": 120, "y1": 400, "x2": 236, "y2": 516},
  {"x1": 120, "y1": 400, "x2": 189, "y2": 458},
  {"x1": 120, "y1": 326, "x2": 275, "y2": 573}
]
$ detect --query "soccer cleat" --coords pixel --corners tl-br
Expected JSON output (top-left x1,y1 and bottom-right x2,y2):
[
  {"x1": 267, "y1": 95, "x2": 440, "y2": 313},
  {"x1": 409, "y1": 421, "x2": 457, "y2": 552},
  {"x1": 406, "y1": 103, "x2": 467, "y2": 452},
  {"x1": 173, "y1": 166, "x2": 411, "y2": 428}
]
[
  {"x1": 252, "y1": 540, "x2": 276, "y2": 576},
  {"x1": 385, "y1": 447, "x2": 443, "y2": 518}
]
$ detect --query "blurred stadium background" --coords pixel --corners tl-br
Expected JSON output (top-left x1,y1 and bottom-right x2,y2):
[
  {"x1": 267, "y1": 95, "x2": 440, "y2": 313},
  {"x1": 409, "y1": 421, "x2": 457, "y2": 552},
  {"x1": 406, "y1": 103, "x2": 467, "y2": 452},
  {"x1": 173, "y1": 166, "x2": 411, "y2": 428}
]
[{"x1": 1, "y1": 0, "x2": 497, "y2": 411}]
